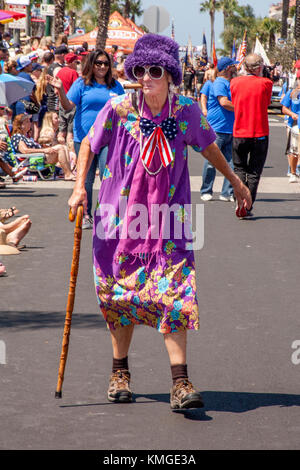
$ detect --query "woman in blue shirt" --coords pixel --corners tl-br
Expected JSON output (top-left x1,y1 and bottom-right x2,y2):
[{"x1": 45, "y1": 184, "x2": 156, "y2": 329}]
[
  {"x1": 49, "y1": 50, "x2": 124, "y2": 228},
  {"x1": 281, "y1": 81, "x2": 300, "y2": 182}
]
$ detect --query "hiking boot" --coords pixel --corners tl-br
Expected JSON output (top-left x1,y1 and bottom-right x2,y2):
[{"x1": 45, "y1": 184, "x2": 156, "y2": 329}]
[
  {"x1": 107, "y1": 370, "x2": 132, "y2": 403},
  {"x1": 170, "y1": 379, "x2": 204, "y2": 410}
]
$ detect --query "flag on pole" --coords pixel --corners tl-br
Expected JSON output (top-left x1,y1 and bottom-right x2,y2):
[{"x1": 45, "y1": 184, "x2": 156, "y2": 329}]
[
  {"x1": 237, "y1": 30, "x2": 247, "y2": 66},
  {"x1": 254, "y1": 37, "x2": 270, "y2": 66},
  {"x1": 212, "y1": 40, "x2": 218, "y2": 67},
  {"x1": 188, "y1": 35, "x2": 193, "y2": 64},
  {"x1": 231, "y1": 38, "x2": 237, "y2": 60},
  {"x1": 171, "y1": 18, "x2": 175, "y2": 40},
  {"x1": 199, "y1": 32, "x2": 208, "y2": 66},
  {"x1": 184, "y1": 47, "x2": 189, "y2": 66}
]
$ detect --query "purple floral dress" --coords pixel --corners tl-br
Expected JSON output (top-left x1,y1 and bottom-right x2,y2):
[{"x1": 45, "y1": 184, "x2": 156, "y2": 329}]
[{"x1": 88, "y1": 92, "x2": 216, "y2": 333}]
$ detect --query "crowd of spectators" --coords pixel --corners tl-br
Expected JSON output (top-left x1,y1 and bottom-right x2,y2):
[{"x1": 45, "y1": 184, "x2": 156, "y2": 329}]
[
  {"x1": 0, "y1": 29, "x2": 297, "y2": 276},
  {"x1": 0, "y1": 31, "x2": 130, "y2": 273}
]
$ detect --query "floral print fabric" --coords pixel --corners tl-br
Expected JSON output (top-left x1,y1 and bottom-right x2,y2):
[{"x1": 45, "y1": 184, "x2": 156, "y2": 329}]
[{"x1": 88, "y1": 92, "x2": 216, "y2": 333}]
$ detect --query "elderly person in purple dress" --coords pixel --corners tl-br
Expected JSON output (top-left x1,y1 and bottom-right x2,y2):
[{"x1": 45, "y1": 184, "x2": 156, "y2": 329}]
[{"x1": 68, "y1": 34, "x2": 251, "y2": 410}]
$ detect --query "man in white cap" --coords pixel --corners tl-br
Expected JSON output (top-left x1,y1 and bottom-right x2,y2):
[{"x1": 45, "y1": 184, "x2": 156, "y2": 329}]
[{"x1": 11, "y1": 56, "x2": 35, "y2": 118}]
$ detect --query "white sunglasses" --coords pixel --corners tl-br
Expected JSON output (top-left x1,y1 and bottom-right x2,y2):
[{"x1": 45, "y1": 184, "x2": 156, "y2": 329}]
[{"x1": 132, "y1": 65, "x2": 165, "y2": 80}]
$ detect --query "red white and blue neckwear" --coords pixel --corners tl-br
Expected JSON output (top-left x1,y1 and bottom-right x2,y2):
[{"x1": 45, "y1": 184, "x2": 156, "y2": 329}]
[{"x1": 139, "y1": 116, "x2": 178, "y2": 170}]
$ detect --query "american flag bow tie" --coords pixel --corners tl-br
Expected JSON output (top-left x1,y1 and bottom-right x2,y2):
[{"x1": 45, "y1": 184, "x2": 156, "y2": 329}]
[
  {"x1": 139, "y1": 117, "x2": 178, "y2": 140},
  {"x1": 139, "y1": 117, "x2": 178, "y2": 170}
]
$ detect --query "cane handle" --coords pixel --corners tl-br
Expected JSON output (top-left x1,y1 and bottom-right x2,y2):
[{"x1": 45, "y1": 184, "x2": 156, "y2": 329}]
[{"x1": 69, "y1": 205, "x2": 83, "y2": 225}]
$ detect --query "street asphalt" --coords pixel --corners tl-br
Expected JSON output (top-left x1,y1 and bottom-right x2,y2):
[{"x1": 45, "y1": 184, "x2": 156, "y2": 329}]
[{"x1": 0, "y1": 113, "x2": 300, "y2": 452}]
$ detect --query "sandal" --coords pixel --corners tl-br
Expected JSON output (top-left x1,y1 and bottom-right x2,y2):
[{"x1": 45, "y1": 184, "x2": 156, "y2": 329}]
[
  {"x1": 7, "y1": 242, "x2": 26, "y2": 250},
  {"x1": 64, "y1": 176, "x2": 77, "y2": 181},
  {"x1": 0, "y1": 207, "x2": 18, "y2": 222}
]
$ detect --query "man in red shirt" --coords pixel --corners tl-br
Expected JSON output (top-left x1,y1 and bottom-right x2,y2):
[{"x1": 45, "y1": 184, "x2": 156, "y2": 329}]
[
  {"x1": 230, "y1": 53, "x2": 273, "y2": 216},
  {"x1": 56, "y1": 52, "x2": 80, "y2": 148}
]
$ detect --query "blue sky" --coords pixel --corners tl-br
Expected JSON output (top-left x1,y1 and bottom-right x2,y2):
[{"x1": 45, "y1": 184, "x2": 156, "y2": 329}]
[{"x1": 139, "y1": 0, "x2": 272, "y2": 51}]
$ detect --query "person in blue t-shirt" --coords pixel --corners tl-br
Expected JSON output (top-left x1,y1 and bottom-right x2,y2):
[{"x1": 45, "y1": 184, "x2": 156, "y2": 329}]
[
  {"x1": 49, "y1": 50, "x2": 124, "y2": 228},
  {"x1": 199, "y1": 72, "x2": 216, "y2": 116},
  {"x1": 281, "y1": 80, "x2": 300, "y2": 182},
  {"x1": 200, "y1": 57, "x2": 237, "y2": 201}
]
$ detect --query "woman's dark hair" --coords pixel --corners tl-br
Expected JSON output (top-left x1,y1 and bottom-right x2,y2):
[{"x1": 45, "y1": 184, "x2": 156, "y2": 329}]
[{"x1": 81, "y1": 49, "x2": 115, "y2": 88}]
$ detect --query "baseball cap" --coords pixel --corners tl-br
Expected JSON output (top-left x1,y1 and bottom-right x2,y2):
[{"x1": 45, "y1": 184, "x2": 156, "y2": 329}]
[
  {"x1": 31, "y1": 62, "x2": 44, "y2": 71},
  {"x1": 217, "y1": 57, "x2": 238, "y2": 72},
  {"x1": 75, "y1": 47, "x2": 89, "y2": 56},
  {"x1": 65, "y1": 52, "x2": 80, "y2": 64},
  {"x1": 28, "y1": 51, "x2": 39, "y2": 61},
  {"x1": 55, "y1": 45, "x2": 69, "y2": 55},
  {"x1": 16, "y1": 55, "x2": 32, "y2": 71}
]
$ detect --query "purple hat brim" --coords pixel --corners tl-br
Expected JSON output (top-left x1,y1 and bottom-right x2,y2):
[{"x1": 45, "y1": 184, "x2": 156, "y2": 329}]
[{"x1": 124, "y1": 34, "x2": 182, "y2": 87}]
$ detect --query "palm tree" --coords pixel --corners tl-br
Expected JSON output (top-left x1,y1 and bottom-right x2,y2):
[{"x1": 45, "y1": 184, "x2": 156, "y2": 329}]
[
  {"x1": 111, "y1": 0, "x2": 143, "y2": 21},
  {"x1": 128, "y1": 0, "x2": 143, "y2": 22},
  {"x1": 221, "y1": 4, "x2": 258, "y2": 54},
  {"x1": 123, "y1": 0, "x2": 131, "y2": 18},
  {"x1": 54, "y1": 0, "x2": 66, "y2": 40},
  {"x1": 259, "y1": 17, "x2": 281, "y2": 51},
  {"x1": 96, "y1": 0, "x2": 111, "y2": 50},
  {"x1": 219, "y1": 0, "x2": 238, "y2": 30},
  {"x1": 281, "y1": 0, "x2": 290, "y2": 40},
  {"x1": 295, "y1": 0, "x2": 300, "y2": 58},
  {"x1": 199, "y1": 1, "x2": 221, "y2": 57}
]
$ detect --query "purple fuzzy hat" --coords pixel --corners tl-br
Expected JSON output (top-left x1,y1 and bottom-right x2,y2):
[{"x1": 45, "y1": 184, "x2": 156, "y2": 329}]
[{"x1": 124, "y1": 33, "x2": 182, "y2": 86}]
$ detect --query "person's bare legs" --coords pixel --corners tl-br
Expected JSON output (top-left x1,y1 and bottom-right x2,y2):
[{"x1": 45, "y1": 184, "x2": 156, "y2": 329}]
[
  {"x1": 164, "y1": 330, "x2": 187, "y2": 365},
  {"x1": 0, "y1": 214, "x2": 30, "y2": 233},
  {"x1": 46, "y1": 145, "x2": 74, "y2": 179},
  {"x1": 6, "y1": 219, "x2": 31, "y2": 246},
  {"x1": 57, "y1": 131, "x2": 66, "y2": 144},
  {"x1": 110, "y1": 324, "x2": 135, "y2": 359},
  {"x1": 54, "y1": 144, "x2": 73, "y2": 179},
  {"x1": 288, "y1": 154, "x2": 298, "y2": 176}
]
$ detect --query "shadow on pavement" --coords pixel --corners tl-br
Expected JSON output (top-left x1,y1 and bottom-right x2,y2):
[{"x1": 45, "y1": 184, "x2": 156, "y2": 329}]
[
  {"x1": 257, "y1": 197, "x2": 300, "y2": 202},
  {"x1": 0, "y1": 311, "x2": 106, "y2": 329},
  {"x1": 242, "y1": 216, "x2": 300, "y2": 221},
  {"x1": 202, "y1": 390, "x2": 300, "y2": 413},
  {"x1": 0, "y1": 191, "x2": 58, "y2": 198},
  {"x1": 57, "y1": 390, "x2": 300, "y2": 421}
]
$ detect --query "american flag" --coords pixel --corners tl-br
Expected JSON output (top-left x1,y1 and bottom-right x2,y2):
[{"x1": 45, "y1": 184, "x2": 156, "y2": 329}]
[
  {"x1": 199, "y1": 32, "x2": 208, "y2": 66},
  {"x1": 237, "y1": 30, "x2": 247, "y2": 65}
]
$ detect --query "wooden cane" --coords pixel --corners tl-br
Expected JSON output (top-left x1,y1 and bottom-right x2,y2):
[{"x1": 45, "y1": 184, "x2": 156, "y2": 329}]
[{"x1": 55, "y1": 205, "x2": 83, "y2": 398}]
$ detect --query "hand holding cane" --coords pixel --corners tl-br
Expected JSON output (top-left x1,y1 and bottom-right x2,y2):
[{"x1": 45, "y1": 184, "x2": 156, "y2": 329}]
[{"x1": 55, "y1": 204, "x2": 83, "y2": 398}]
